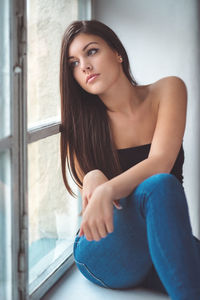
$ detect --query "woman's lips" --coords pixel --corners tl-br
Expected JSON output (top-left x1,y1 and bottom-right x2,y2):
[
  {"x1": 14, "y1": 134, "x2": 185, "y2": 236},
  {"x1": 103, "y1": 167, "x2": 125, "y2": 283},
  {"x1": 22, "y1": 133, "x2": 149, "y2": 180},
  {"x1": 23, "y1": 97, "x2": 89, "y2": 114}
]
[{"x1": 86, "y1": 74, "x2": 100, "y2": 84}]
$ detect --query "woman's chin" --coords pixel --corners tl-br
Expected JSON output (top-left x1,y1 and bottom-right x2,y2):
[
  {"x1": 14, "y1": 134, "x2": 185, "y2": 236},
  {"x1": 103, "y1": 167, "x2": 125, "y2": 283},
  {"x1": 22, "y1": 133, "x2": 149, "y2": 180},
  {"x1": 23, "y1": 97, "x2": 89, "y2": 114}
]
[{"x1": 85, "y1": 86, "x2": 106, "y2": 96}]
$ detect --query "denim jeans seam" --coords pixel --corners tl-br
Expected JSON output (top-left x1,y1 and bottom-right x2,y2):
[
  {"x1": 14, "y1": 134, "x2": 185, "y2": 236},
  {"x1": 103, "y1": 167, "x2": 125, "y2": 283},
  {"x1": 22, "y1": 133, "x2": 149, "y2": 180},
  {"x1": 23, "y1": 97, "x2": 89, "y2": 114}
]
[
  {"x1": 74, "y1": 258, "x2": 110, "y2": 288},
  {"x1": 148, "y1": 196, "x2": 183, "y2": 289}
]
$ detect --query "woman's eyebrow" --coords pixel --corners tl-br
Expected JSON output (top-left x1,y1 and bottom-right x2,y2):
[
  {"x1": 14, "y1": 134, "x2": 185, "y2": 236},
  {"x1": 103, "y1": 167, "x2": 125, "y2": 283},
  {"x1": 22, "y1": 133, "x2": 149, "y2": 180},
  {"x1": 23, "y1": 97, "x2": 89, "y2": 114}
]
[
  {"x1": 68, "y1": 42, "x2": 99, "y2": 60},
  {"x1": 82, "y1": 41, "x2": 99, "y2": 51}
]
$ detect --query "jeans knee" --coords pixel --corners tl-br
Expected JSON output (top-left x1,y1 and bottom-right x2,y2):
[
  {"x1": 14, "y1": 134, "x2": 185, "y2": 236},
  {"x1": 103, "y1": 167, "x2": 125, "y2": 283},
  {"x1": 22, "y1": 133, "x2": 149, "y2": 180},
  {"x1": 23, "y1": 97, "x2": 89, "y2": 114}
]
[
  {"x1": 141, "y1": 173, "x2": 181, "y2": 193},
  {"x1": 136, "y1": 173, "x2": 186, "y2": 215},
  {"x1": 135, "y1": 173, "x2": 183, "y2": 206}
]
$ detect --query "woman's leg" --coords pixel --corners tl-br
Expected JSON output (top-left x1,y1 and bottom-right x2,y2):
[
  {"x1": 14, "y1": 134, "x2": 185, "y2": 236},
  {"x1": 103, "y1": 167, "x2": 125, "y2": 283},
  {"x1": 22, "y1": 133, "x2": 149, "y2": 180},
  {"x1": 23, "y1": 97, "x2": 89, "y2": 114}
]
[
  {"x1": 141, "y1": 235, "x2": 200, "y2": 295},
  {"x1": 73, "y1": 173, "x2": 200, "y2": 298},
  {"x1": 134, "y1": 173, "x2": 200, "y2": 300},
  {"x1": 73, "y1": 188, "x2": 155, "y2": 289}
]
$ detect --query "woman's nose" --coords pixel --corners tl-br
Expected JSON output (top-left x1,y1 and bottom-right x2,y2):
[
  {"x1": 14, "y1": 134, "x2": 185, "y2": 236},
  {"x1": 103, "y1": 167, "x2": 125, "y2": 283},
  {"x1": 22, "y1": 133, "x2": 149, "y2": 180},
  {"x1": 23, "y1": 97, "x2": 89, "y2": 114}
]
[{"x1": 81, "y1": 61, "x2": 93, "y2": 73}]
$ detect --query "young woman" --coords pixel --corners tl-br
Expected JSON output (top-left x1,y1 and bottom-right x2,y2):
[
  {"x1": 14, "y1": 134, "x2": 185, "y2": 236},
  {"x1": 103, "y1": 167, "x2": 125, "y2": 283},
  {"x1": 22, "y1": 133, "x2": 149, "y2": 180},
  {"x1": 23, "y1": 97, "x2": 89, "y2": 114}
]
[{"x1": 60, "y1": 20, "x2": 200, "y2": 299}]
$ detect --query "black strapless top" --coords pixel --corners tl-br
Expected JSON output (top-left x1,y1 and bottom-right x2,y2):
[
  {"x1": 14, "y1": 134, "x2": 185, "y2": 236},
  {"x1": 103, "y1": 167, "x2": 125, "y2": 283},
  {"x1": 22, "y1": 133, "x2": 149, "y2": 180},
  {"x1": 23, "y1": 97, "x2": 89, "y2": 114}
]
[{"x1": 117, "y1": 144, "x2": 184, "y2": 184}]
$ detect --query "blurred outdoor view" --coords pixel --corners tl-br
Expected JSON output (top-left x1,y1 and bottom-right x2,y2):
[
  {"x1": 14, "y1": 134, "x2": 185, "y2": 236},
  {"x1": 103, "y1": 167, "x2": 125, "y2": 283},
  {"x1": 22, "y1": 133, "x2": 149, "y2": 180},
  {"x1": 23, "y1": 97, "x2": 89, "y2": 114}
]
[{"x1": 27, "y1": 0, "x2": 81, "y2": 287}]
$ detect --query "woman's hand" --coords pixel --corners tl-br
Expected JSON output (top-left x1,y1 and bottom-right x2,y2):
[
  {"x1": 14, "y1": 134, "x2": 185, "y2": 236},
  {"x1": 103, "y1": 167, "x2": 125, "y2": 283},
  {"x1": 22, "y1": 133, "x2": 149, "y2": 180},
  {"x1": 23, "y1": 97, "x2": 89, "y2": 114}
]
[
  {"x1": 82, "y1": 169, "x2": 109, "y2": 214},
  {"x1": 82, "y1": 169, "x2": 122, "y2": 214},
  {"x1": 79, "y1": 183, "x2": 116, "y2": 241}
]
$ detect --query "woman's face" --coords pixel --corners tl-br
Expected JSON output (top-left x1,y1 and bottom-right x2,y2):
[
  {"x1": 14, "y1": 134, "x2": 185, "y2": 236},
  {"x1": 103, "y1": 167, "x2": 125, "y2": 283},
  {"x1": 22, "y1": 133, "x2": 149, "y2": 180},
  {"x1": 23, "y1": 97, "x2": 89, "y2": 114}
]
[{"x1": 68, "y1": 33, "x2": 123, "y2": 96}]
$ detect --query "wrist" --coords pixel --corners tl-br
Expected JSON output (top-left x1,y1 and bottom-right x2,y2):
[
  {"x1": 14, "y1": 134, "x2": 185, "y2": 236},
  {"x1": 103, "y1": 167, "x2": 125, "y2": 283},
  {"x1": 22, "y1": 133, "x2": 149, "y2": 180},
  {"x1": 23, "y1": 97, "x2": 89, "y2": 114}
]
[{"x1": 100, "y1": 181, "x2": 115, "y2": 201}]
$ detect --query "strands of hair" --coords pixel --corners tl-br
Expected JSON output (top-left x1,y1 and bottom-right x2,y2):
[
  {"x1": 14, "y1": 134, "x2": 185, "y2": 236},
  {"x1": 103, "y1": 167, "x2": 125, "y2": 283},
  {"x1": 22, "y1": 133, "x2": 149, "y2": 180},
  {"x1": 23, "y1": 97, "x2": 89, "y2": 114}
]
[{"x1": 59, "y1": 20, "x2": 138, "y2": 200}]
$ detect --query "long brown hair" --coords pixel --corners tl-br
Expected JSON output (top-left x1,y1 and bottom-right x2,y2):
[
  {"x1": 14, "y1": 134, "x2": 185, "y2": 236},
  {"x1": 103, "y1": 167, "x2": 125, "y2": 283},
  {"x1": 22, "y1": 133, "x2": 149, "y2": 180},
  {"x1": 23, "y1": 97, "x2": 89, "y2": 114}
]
[{"x1": 60, "y1": 20, "x2": 138, "y2": 198}]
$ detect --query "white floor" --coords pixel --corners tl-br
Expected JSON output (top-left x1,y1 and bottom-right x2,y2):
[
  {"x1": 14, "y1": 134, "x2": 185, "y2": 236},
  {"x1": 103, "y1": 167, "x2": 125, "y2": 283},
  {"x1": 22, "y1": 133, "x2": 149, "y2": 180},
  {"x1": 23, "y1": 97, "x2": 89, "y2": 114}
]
[{"x1": 42, "y1": 263, "x2": 170, "y2": 300}]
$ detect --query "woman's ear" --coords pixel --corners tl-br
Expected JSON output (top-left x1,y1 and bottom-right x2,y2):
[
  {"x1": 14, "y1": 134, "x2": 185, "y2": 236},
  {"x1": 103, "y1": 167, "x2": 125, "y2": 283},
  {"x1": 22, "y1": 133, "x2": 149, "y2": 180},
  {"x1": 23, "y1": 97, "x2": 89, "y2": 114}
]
[{"x1": 116, "y1": 52, "x2": 123, "y2": 63}]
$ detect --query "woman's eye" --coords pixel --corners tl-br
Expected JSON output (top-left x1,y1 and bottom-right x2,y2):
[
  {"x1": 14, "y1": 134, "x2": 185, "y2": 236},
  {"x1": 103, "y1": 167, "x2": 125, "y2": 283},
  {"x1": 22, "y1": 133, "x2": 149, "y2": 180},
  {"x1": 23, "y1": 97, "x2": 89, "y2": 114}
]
[
  {"x1": 87, "y1": 48, "x2": 98, "y2": 56},
  {"x1": 70, "y1": 61, "x2": 79, "y2": 69},
  {"x1": 69, "y1": 49, "x2": 98, "y2": 69}
]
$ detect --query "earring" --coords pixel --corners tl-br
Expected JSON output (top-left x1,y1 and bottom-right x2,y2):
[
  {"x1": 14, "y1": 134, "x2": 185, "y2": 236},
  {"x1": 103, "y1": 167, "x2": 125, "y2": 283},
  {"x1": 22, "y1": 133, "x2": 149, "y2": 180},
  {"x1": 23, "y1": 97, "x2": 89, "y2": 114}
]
[{"x1": 119, "y1": 57, "x2": 123, "y2": 63}]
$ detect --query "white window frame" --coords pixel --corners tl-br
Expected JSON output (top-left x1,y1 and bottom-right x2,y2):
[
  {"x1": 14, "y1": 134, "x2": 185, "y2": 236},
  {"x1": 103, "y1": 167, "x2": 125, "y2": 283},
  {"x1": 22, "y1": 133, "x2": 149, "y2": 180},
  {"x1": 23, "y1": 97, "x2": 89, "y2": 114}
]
[{"x1": 0, "y1": 0, "x2": 92, "y2": 299}]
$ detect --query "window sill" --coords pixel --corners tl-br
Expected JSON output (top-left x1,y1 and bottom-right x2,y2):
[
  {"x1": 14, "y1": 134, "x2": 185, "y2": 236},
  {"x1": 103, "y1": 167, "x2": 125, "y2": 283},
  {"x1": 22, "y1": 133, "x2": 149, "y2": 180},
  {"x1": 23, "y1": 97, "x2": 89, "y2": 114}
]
[{"x1": 42, "y1": 261, "x2": 170, "y2": 300}]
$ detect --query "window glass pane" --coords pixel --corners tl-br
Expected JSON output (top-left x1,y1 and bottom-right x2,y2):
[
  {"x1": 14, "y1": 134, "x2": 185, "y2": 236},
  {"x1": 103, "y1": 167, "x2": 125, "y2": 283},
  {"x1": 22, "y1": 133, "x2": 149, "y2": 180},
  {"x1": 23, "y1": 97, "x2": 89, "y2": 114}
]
[
  {"x1": 0, "y1": 150, "x2": 11, "y2": 300},
  {"x1": 27, "y1": 0, "x2": 78, "y2": 128},
  {"x1": 0, "y1": 0, "x2": 11, "y2": 138},
  {"x1": 28, "y1": 133, "x2": 80, "y2": 290}
]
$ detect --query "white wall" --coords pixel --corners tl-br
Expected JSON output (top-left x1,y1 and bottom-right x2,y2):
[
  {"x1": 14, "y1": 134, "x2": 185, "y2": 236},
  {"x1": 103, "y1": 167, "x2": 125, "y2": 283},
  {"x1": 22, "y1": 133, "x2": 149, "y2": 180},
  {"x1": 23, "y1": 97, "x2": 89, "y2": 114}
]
[{"x1": 93, "y1": 0, "x2": 200, "y2": 237}]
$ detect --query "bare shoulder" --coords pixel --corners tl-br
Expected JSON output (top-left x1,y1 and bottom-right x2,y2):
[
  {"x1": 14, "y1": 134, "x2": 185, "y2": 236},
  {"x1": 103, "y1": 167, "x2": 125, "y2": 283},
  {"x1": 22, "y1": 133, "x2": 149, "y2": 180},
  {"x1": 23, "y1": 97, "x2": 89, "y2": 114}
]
[{"x1": 151, "y1": 75, "x2": 187, "y2": 101}]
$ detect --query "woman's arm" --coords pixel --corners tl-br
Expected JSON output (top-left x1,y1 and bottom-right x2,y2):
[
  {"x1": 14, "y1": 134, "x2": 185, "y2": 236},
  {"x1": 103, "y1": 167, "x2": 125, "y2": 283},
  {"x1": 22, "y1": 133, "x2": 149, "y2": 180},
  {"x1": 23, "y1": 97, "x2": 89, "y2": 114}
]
[
  {"x1": 81, "y1": 170, "x2": 109, "y2": 212},
  {"x1": 104, "y1": 76, "x2": 187, "y2": 200},
  {"x1": 74, "y1": 157, "x2": 116, "y2": 213}
]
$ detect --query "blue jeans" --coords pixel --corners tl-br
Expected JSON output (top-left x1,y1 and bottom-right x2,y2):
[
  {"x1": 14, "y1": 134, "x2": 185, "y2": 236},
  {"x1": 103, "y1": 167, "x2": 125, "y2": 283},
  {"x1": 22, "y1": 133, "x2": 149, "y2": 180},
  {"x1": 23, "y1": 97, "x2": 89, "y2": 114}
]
[{"x1": 73, "y1": 173, "x2": 200, "y2": 300}]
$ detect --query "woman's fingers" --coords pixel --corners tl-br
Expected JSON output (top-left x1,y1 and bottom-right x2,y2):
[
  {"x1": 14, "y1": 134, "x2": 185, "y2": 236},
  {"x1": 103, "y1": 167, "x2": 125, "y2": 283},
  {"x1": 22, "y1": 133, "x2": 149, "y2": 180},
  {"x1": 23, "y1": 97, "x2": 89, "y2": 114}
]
[
  {"x1": 105, "y1": 214, "x2": 114, "y2": 234},
  {"x1": 84, "y1": 223, "x2": 101, "y2": 241},
  {"x1": 90, "y1": 225, "x2": 102, "y2": 241},
  {"x1": 79, "y1": 227, "x2": 84, "y2": 236},
  {"x1": 96, "y1": 221, "x2": 108, "y2": 238},
  {"x1": 81, "y1": 218, "x2": 110, "y2": 241},
  {"x1": 91, "y1": 218, "x2": 113, "y2": 240}
]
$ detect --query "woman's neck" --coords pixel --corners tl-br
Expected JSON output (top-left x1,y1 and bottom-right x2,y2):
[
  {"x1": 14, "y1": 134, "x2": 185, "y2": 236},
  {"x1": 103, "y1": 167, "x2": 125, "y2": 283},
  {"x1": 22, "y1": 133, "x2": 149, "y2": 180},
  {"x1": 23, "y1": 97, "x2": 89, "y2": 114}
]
[{"x1": 98, "y1": 74, "x2": 142, "y2": 117}]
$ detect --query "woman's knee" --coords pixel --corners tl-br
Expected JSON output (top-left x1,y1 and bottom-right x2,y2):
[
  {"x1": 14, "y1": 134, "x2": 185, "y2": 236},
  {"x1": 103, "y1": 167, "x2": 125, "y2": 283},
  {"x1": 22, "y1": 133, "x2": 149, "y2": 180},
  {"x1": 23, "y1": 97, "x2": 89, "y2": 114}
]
[
  {"x1": 134, "y1": 173, "x2": 185, "y2": 213},
  {"x1": 135, "y1": 173, "x2": 187, "y2": 218},
  {"x1": 137, "y1": 173, "x2": 181, "y2": 196}
]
